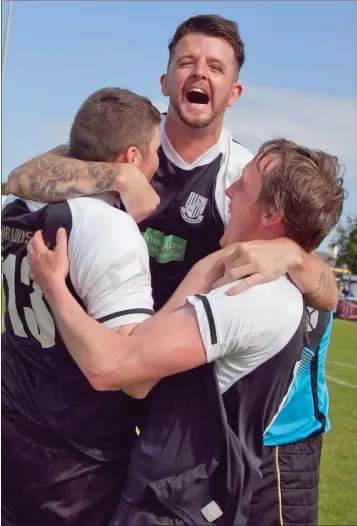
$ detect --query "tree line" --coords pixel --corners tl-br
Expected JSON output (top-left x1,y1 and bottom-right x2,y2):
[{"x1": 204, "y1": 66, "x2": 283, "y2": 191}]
[{"x1": 334, "y1": 215, "x2": 357, "y2": 274}]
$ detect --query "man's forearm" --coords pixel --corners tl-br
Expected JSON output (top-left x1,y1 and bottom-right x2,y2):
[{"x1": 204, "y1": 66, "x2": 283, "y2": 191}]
[
  {"x1": 161, "y1": 248, "x2": 226, "y2": 313},
  {"x1": 288, "y1": 250, "x2": 338, "y2": 311},
  {"x1": 45, "y1": 281, "x2": 205, "y2": 392},
  {"x1": 7, "y1": 145, "x2": 123, "y2": 203}
]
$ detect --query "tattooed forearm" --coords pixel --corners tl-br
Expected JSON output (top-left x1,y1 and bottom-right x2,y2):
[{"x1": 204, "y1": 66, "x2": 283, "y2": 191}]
[{"x1": 7, "y1": 145, "x2": 124, "y2": 203}]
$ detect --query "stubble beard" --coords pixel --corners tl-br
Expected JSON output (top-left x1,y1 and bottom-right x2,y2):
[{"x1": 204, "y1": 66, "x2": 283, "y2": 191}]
[{"x1": 170, "y1": 92, "x2": 231, "y2": 130}]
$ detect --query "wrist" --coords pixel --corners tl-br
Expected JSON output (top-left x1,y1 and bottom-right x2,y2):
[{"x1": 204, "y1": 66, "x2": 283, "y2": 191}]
[
  {"x1": 44, "y1": 280, "x2": 70, "y2": 307},
  {"x1": 112, "y1": 163, "x2": 137, "y2": 192},
  {"x1": 282, "y1": 238, "x2": 304, "y2": 272}
]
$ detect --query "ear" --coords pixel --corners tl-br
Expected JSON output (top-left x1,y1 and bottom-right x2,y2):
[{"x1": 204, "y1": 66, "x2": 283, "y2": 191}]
[
  {"x1": 122, "y1": 146, "x2": 143, "y2": 166},
  {"x1": 227, "y1": 83, "x2": 243, "y2": 108},
  {"x1": 160, "y1": 74, "x2": 169, "y2": 97},
  {"x1": 262, "y1": 207, "x2": 284, "y2": 227}
]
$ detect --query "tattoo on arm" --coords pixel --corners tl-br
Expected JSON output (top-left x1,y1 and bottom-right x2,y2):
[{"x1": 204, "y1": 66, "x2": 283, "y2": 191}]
[{"x1": 7, "y1": 146, "x2": 123, "y2": 203}]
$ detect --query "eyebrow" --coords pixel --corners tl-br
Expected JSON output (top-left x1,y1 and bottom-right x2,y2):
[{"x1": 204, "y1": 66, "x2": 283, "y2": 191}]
[
  {"x1": 175, "y1": 54, "x2": 225, "y2": 67},
  {"x1": 208, "y1": 58, "x2": 224, "y2": 66},
  {"x1": 176, "y1": 53, "x2": 195, "y2": 62}
]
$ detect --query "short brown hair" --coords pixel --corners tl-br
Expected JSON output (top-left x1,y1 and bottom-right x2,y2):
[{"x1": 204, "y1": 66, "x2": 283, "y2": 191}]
[
  {"x1": 257, "y1": 138, "x2": 346, "y2": 251},
  {"x1": 168, "y1": 14, "x2": 245, "y2": 74},
  {"x1": 69, "y1": 88, "x2": 160, "y2": 162}
]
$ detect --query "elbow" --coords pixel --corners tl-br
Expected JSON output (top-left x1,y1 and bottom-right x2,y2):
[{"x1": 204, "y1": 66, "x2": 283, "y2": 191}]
[
  {"x1": 84, "y1": 343, "x2": 137, "y2": 393},
  {"x1": 88, "y1": 376, "x2": 113, "y2": 392},
  {"x1": 89, "y1": 376, "x2": 152, "y2": 399},
  {"x1": 123, "y1": 385, "x2": 152, "y2": 399},
  {"x1": 85, "y1": 365, "x2": 122, "y2": 392},
  {"x1": 316, "y1": 286, "x2": 339, "y2": 313},
  {"x1": 324, "y1": 276, "x2": 340, "y2": 312},
  {"x1": 327, "y1": 287, "x2": 340, "y2": 312},
  {"x1": 132, "y1": 391, "x2": 150, "y2": 400},
  {"x1": 6, "y1": 170, "x2": 21, "y2": 196}
]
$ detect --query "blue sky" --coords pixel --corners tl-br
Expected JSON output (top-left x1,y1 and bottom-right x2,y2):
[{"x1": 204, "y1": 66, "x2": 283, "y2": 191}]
[{"x1": 2, "y1": 1, "x2": 357, "y2": 245}]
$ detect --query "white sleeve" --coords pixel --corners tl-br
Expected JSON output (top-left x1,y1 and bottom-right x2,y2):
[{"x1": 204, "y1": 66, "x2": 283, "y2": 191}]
[
  {"x1": 68, "y1": 197, "x2": 153, "y2": 331},
  {"x1": 186, "y1": 277, "x2": 303, "y2": 368}
]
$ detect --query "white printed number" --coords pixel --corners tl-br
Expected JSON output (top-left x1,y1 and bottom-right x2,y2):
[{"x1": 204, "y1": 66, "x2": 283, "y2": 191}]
[{"x1": 2, "y1": 254, "x2": 56, "y2": 348}]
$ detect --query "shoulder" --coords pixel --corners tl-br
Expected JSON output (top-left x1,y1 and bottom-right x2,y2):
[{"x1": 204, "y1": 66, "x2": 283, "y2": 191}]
[
  {"x1": 193, "y1": 276, "x2": 303, "y2": 347},
  {"x1": 69, "y1": 195, "x2": 134, "y2": 223},
  {"x1": 215, "y1": 130, "x2": 255, "y2": 224},
  {"x1": 217, "y1": 276, "x2": 303, "y2": 329},
  {"x1": 68, "y1": 195, "x2": 147, "y2": 257},
  {"x1": 221, "y1": 129, "x2": 254, "y2": 169},
  {"x1": 67, "y1": 195, "x2": 152, "y2": 316},
  {"x1": 187, "y1": 276, "x2": 304, "y2": 369},
  {"x1": 69, "y1": 195, "x2": 140, "y2": 235},
  {"x1": 230, "y1": 139, "x2": 255, "y2": 168}
]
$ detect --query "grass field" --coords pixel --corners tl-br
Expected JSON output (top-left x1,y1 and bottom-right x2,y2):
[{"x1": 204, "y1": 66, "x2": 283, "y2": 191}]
[
  {"x1": 319, "y1": 318, "x2": 357, "y2": 525},
  {"x1": 1, "y1": 289, "x2": 356, "y2": 524}
]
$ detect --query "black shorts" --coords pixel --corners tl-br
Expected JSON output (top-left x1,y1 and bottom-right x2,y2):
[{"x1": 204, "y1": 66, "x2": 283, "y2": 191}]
[
  {"x1": 247, "y1": 434, "x2": 323, "y2": 526},
  {"x1": 1, "y1": 412, "x2": 128, "y2": 526}
]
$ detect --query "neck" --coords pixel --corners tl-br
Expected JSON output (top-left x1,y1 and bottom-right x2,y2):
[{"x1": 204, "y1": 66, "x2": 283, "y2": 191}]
[
  {"x1": 230, "y1": 226, "x2": 286, "y2": 247},
  {"x1": 252, "y1": 226, "x2": 286, "y2": 244},
  {"x1": 164, "y1": 107, "x2": 223, "y2": 164}
]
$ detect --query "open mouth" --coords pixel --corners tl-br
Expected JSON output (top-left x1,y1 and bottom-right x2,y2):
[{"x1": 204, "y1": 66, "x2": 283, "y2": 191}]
[{"x1": 185, "y1": 87, "x2": 210, "y2": 105}]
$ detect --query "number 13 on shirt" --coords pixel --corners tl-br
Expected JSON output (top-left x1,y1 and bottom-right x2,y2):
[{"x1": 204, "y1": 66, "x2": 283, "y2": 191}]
[{"x1": 2, "y1": 253, "x2": 56, "y2": 348}]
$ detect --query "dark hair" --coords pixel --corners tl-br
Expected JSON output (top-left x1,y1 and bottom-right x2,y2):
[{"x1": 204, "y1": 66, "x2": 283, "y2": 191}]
[
  {"x1": 69, "y1": 88, "x2": 160, "y2": 162},
  {"x1": 168, "y1": 14, "x2": 245, "y2": 74},
  {"x1": 257, "y1": 138, "x2": 346, "y2": 252}
]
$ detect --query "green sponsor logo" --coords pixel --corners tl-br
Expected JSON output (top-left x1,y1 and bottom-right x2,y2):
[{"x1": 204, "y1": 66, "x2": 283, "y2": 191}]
[{"x1": 143, "y1": 228, "x2": 187, "y2": 264}]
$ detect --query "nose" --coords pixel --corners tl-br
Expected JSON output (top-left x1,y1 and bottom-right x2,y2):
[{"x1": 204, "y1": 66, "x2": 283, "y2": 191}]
[
  {"x1": 191, "y1": 58, "x2": 208, "y2": 80},
  {"x1": 226, "y1": 184, "x2": 233, "y2": 199}
]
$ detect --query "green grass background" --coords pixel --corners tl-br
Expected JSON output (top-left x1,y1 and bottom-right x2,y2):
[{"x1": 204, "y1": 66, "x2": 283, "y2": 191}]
[
  {"x1": 1, "y1": 289, "x2": 356, "y2": 524},
  {"x1": 319, "y1": 319, "x2": 357, "y2": 525}
]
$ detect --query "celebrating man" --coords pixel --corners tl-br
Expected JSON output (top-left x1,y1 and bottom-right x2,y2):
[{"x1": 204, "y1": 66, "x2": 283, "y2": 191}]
[{"x1": 2, "y1": 87, "x2": 160, "y2": 525}]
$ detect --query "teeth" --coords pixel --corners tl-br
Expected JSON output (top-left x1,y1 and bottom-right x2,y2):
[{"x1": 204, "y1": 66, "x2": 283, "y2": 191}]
[{"x1": 190, "y1": 88, "x2": 206, "y2": 95}]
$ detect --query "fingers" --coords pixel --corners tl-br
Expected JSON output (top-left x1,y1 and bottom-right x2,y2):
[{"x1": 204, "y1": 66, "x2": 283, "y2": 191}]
[
  {"x1": 226, "y1": 274, "x2": 266, "y2": 296},
  {"x1": 223, "y1": 243, "x2": 253, "y2": 268},
  {"x1": 27, "y1": 230, "x2": 45, "y2": 256},
  {"x1": 212, "y1": 263, "x2": 255, "y2": 289},
  {"x1": 54, "y1": 228, "x2": 68, "y2": 257},
  {"x1": 221, "y1": 243, "x2": 241, "y2": 260},
  {"x1": 32, "y1": 229, "x2": 45, "y2": 246},
  {"x1": 28, "y1": 269, "x2": 36, "y2": 282}
]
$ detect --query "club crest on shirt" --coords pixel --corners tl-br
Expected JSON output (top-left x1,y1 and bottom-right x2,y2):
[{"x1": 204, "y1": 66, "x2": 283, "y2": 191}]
[{"x1": 180, "y1": 192, "x2": 208, "y2": 224}]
